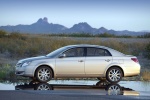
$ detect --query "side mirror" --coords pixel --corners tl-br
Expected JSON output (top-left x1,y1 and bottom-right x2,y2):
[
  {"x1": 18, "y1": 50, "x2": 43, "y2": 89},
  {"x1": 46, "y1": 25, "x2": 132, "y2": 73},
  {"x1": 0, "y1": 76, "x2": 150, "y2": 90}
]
[{"x1": 59, "y1": 54, "x2": 66, "y2": 58}]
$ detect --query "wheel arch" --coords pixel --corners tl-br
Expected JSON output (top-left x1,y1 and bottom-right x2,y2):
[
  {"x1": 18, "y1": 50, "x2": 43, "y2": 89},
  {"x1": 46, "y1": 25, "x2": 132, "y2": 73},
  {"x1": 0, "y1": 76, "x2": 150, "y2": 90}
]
[{"x1": 34, "y1": 64, "x2": 54, "y2": 78}]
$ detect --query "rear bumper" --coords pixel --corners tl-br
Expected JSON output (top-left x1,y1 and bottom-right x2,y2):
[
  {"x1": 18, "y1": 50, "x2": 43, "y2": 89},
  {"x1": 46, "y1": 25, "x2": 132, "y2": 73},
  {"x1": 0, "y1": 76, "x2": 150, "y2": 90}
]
[
  {"x1": 124, "y1": 72, "x2": 140, "y2": 77},
  {"x1": 123, "y1": 64, "x2": 141, "y2": 77}
]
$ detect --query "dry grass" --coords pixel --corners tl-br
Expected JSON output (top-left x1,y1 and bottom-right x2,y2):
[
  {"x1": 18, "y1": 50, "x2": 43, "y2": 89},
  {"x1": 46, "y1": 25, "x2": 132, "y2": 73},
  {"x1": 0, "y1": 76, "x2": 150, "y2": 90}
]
[
  {"x1": 0, "y1": 33, "x2": 149, "y2": 59},
  {"x1": 141, "y1": 70, "x2": 150, "y2": 81}
]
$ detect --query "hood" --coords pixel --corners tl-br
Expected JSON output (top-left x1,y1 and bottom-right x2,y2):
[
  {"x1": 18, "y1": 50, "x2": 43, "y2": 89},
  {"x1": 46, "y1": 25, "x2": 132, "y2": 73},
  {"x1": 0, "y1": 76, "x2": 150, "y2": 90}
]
[{"x1": 18, "y1": 56, "x2": 49, "y2": 63}]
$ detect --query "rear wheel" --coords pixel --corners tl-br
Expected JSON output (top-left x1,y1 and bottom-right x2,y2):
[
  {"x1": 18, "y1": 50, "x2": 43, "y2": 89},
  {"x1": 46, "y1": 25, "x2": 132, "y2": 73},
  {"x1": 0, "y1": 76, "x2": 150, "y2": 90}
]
[
  {"x1": 35, "y1": 66, "x2": 52, "y2": 82},
  {"x1": 106, "y1": 84, "x2": 122, "y2": 95},
  {"x1": 106, "y1": 67, "x2": 122, "y2": 83}
]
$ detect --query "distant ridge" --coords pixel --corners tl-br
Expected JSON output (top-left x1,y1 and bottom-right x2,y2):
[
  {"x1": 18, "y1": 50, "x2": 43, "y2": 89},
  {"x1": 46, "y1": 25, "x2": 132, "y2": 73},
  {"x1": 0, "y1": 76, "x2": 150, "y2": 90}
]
[{"x1": 0, "y1": 17, "x2": 147, "y2": 36}]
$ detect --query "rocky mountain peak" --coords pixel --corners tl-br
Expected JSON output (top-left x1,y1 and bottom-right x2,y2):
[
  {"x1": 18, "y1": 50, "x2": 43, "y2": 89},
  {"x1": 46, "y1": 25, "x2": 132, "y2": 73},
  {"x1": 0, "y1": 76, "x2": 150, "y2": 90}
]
[
  {"x1": 37, "y1": 17, "x2": 49, "y2": 24},
  {"x1": 43, "y1": 17, "x2": 48, "y2": 23},
  {"x1": 72, "y1": 22, "x2": 92, "y2": 29}
]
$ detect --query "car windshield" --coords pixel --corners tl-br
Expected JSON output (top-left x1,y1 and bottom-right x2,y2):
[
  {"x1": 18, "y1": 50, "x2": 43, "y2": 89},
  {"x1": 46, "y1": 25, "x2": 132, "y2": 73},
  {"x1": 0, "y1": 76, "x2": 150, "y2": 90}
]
[{"x1": 46, "y1": 46, "x2": 67, "y2": 57}]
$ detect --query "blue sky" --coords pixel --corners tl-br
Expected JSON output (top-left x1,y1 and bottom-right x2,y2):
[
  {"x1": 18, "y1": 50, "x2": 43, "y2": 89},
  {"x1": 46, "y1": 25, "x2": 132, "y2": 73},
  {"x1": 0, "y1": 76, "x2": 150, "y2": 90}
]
[{"x1": 0, "y1": 0, "x2": 150, "y2": 31}]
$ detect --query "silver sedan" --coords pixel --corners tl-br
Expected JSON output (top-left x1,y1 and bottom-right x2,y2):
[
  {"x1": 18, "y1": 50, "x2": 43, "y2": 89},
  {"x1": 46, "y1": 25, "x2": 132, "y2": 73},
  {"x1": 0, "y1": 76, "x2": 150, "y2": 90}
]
[{"x1": 15, "y1": 44, "x2": 141, "y2": 83}]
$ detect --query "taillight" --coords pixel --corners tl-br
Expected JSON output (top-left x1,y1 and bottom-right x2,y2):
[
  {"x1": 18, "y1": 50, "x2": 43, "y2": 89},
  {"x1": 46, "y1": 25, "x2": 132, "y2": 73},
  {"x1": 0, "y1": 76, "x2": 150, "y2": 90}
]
[{"x1": 131, "y1": 58, "x2": 139, "y2": 63}]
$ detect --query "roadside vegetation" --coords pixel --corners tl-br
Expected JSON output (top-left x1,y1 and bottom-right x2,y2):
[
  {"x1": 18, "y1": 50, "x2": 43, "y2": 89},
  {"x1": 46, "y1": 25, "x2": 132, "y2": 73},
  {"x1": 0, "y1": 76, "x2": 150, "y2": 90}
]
[
  {"x1": 49, "y1": 32, "x2": 133, "y2": 38},
  {"x1": 138, "y1": 33, "x2": 150, "y2": 38},
  {"x1": 145, "y1": 43, "x2": 150, "y2": 59},
  {"x1": 0, "y1": 30, "x2": 150, "y2": 81},
  {"x1": 141, "y1": 70, "x2": 150, "y2": 81},
  {"x1": 0, "y1": 64, "x2": 16, "y2": 80}
]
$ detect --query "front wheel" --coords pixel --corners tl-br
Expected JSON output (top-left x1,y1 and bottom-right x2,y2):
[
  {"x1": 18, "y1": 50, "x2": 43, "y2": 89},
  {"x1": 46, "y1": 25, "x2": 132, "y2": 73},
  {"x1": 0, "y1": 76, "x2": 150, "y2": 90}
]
[
  {"x1": 35, "y1": 66, "x2": 52, "y2": 82},
  {"x1": 35, "y1": 83, "x2": 52, "y2": 90},
  {"x1": 106, "y1": 67, "x2": 123, "y2": 83}
]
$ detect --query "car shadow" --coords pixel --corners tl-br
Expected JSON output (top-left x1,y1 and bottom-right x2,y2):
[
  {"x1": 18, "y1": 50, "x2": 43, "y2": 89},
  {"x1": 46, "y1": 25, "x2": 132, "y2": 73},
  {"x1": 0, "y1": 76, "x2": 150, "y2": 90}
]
[{"x1": 15, "y1": 80, "x2": 139, "y2": 96}]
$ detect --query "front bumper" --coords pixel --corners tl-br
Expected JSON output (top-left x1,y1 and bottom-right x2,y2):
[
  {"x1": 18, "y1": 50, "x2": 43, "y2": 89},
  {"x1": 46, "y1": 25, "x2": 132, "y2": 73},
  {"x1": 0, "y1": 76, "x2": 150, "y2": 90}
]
[
  {"x1": 15, "y1": 65, "x2": 34, "y2": 77},
  {"x1": 15, "y1": 71, "x2": 25, "y2": 75}
]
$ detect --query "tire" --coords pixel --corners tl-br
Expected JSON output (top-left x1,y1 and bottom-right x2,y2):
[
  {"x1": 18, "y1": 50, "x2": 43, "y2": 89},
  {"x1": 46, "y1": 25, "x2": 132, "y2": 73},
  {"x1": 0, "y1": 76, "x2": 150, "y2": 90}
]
[
  {"x1": 106, "y1": 67, "x2": 122, "y2": 83},
  {"x1": 35, "y1": 66, "x2": 52, "y2": 83}
]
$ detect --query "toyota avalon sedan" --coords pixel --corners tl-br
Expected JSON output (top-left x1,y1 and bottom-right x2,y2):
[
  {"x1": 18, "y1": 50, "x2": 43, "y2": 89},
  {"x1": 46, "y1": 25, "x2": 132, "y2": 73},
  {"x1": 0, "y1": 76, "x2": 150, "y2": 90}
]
[{"x1": 15, "y1": 44, "x2": 141, "y2": 83}]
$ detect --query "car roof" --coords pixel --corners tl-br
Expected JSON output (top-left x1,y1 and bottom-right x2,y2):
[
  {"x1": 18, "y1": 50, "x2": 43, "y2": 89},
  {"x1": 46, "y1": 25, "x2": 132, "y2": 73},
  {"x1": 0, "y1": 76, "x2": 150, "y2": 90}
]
[{"x1": 64, "y1": 44, "x2": 107, "y2": 48}]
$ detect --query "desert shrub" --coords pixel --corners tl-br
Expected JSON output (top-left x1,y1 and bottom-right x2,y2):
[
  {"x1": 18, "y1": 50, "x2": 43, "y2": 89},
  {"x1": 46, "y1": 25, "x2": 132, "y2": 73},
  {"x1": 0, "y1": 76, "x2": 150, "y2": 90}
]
[
  {"x1": 138, "y1": 33, "x2": 150, "y2": 38},
  {"x1": 145, "y1": 43, "x2": 150, "y2": 59},
  {"x1": 116, "y1": 35, "x2": 133, "y2": 38},
  {"x1": 101, "y1": 38, "x2": 129, "y2": 54},
  {"x1": 9, "y1": 32, "x2": 27, "y2": 40},
  {"x1": 141, "y1": 70, "x2": 150, "y2": 81},
  {"x1": 96, "y1": 33, "x2": 115, "y2": 37},
  {"x1": 0, "y1": 64, "x2": 16, "y2": 80},
  {"x1": 70, "y1": 33, "x2": 92, "y2": 37},
  {"x1": 48, "y1": 33, "x2": 133, "y2": 38},
  {"x1": 0, "y1": 30, "x2": 7, "y2": 38},
  {"x1": 128, "y1": 42, "x2": 147, "y2": 56}
]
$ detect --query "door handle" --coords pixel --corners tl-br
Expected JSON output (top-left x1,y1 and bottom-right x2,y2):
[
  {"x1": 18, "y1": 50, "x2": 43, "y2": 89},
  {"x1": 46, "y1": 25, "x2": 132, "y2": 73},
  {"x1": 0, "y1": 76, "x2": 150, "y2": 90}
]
[
  {"x1": 78, "y1": 60, "x2": 84, "y2": 62},
  {"x1": 105, "y1": 59, "x2": 110, "y2": 62}
]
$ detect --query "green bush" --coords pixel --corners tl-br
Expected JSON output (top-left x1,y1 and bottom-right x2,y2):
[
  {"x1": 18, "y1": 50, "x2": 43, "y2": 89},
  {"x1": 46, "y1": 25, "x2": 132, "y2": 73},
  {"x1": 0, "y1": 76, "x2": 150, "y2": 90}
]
[{"x1": 0, "y1": 64, "x2": 16, "y2": 80}]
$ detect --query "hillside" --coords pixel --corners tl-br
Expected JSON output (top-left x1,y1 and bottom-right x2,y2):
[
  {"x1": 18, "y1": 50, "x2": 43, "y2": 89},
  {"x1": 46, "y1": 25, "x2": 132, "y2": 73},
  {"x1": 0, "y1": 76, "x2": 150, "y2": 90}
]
[{"x1": 0, "y1": 17, "x2": 147, "y2": 36}]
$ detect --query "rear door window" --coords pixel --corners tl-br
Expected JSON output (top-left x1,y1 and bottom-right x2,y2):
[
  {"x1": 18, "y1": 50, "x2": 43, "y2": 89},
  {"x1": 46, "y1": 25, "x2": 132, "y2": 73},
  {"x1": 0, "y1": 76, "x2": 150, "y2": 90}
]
[{"x1": 86, "y1": 47, "x2": 111, "y2": 56}]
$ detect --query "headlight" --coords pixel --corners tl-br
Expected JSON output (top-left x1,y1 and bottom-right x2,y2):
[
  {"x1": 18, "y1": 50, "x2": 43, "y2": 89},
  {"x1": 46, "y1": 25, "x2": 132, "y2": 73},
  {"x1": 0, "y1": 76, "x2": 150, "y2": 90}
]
[{"x1": 22, "y1": 61, "x2": 31, "y2": 67}]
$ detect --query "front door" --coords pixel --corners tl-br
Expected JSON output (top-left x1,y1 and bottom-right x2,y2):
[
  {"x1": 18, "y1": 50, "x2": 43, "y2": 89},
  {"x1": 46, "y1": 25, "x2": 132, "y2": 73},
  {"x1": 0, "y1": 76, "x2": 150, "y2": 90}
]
[{"x1": 56, "y1": 47, "x2": 85, "y2": 77}]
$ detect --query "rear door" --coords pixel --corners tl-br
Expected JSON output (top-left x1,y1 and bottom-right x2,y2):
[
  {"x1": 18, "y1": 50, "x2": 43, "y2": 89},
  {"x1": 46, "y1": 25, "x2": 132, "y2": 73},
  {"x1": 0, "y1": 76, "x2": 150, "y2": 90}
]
[{"x1": 85, "y1": 47, "x2": 112, "y2": 76}]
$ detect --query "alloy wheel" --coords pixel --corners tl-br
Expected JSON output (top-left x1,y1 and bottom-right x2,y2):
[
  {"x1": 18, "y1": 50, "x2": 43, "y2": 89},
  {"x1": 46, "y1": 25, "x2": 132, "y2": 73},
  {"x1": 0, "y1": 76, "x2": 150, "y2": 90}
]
[
  {"x1": 106, "y1": 67, "x2": 122, "y2": 83},
  {"x1": 36, "y1": 66, "x2": 52, "y2": 82}
]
